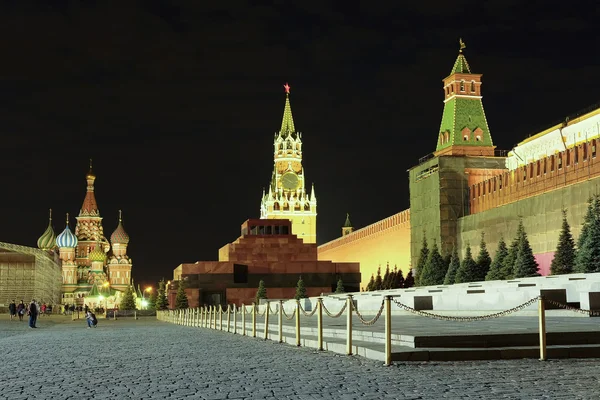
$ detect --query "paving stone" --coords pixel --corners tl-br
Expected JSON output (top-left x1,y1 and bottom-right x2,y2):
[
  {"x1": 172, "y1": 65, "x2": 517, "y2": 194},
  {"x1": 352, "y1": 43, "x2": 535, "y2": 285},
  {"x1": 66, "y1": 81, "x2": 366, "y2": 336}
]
[{"x1": 1, "y1": 316, "x2": 600, "y2": 399}]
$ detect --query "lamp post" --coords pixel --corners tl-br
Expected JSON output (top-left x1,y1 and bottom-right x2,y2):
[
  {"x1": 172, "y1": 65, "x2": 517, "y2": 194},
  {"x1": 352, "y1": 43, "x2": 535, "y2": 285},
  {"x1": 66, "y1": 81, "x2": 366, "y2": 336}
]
[
  {"x1": 101, "y1": 282, "x2": 110, "y2": 316},
  {"x1": 144, "y1": 287, "x2": 152, "y2": 310}
]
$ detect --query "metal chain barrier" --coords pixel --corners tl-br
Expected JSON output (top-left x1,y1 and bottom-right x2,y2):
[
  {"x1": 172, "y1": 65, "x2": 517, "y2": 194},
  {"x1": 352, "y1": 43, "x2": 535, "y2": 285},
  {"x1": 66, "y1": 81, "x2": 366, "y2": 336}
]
[
  {"x1": 281, "y1": 305, "x2": 296, "y2": 320},
  {"x1": 391, "y1": 296, "x2": 540, "y2": 321},
  {"x1": 299, "y1": 302, "x2": 317, "y2": 317},
  {"x1": 322, "y1": 301, "x2": 347, "y2": 318},
  {"x1": 268, "y1": 303, "x2": 279, "y2": 315},
  {"x1": 544, "y1": 298, "x2": 600, "y2": 316},
  {"x1": 354, "y1": 300, "x2": 385, "y2": 325},
  {"x1": 255, "y1": 305, "x2": 266, "y2": 317}
]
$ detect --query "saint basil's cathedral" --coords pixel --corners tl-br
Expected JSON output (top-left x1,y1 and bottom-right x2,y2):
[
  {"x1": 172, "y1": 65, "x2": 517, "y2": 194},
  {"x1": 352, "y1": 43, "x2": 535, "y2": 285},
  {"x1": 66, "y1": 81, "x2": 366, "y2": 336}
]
[{"x1": 35, "y1": 163, "x2": 133, "y2": 308}]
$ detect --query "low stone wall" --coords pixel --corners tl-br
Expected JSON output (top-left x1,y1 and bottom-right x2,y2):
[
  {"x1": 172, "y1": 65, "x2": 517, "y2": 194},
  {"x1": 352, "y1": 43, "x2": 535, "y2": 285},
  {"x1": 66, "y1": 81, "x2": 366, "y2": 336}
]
[{"x1": 308, "y1": 272, "x2": 600, "y2": 316}]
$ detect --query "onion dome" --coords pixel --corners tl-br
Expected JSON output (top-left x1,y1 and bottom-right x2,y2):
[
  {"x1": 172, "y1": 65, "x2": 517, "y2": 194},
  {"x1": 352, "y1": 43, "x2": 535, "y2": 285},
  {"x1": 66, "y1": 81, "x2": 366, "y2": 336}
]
[
  {"x1": 89, "y1": 246, "x2": 106, "y2": 262},
  {"x1": 56, "y1": 213, "x2": 78, "y2": 248},
  {"x1": 110, "y1": 210, "x2": 130, "y2": 245},
  {"x1": 37, "y1": 209, "x2": 57, "y2": 250}
]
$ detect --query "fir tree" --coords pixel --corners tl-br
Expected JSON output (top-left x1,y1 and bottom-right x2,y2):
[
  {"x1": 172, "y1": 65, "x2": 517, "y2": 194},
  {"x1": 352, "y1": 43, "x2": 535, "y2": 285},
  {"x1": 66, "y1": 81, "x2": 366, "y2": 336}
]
[
  {"x1": 148, "y1": 289, "x2": 157, "y2": 309},
  {"x1": 415, "y1": 233, "x2": 429, "y2": 286},
  {"x1": 366, "y1": 274, "x2": 375, "y2": 291},
  {"x1": 387, "y1": 267, "x2": 397, "y2": 290},
  {"x1": 404, "y1": 269, "x2": 415, "y2": 288},
  {"x1": 335, "y1": 278, "x2": 345, "y2": 294},
  {"x1": 255, "y1": 279, "x2": 267, "y2": 304},
  {"x1": 374, "y1": 267, "x2": 383, "y2": 290},
  {"x1": 454, "y1": 243, "x2": 477, "y2": 283},
  {"x1": 120, "y1": 285, "x2": 137, "y2": 310},
  {"x1": 294, "y1": 276, "x2": 307, "y2": 299},
  {"x1": 382, "y1": 263, "x2": 391, "y2": 289},
  {"x1": 419, "y1": 240, "x2": 447, "y2": 286},
  {"x1": 393, "y1": 265, "x2": 404, "y2": 288},
  {"x1": 500, "y1": 236, "x2": 519, "y2": 280},
  {"x1": 577, "y1": 196, "x2": 595, "y2": 251},
  {"x1": 175, "y1": 280, "x2": 189, "y2": 309},
  {"x1": 486, "y1": 237, "x2": 508, "y2": 281},
  {"x1": 155, "y1": 279, "x2": 169, "y2": 310},
  {"x1": 443, "y1": 245, "x2": 460, "y2": 285},
  {"x1": 513, "y1": 219, "x2": 540, "y2": 278},
  {"x1": 575, "y1": 196, "x2": 600, "y2": 273},
  {"x1": 551, "y1": 209, "x2": 576, "y2": 275},
  {"x1": 475, "y1": 232, "x2": 492, "y2": 281}
]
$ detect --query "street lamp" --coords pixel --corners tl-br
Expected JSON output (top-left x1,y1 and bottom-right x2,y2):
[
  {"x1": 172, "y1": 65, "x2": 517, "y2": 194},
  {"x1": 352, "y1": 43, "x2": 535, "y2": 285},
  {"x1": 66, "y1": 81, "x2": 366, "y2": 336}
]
[{"x1": 144, "y1": 287, "x2": 152, "y2": 310}]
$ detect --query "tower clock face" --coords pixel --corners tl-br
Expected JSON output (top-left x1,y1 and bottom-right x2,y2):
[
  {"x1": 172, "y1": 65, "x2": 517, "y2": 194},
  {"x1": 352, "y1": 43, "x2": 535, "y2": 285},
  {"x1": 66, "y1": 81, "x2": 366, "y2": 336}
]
[{"x1": 281, "y1": 172, "x2": 299, "y2": 190}]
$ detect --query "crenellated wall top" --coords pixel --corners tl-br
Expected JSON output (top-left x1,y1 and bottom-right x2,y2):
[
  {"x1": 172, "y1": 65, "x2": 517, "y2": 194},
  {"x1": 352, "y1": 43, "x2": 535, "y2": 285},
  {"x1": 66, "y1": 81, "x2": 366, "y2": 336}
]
[{"x1": 318, "y1": 209, "x2": 410, "y2": 253}]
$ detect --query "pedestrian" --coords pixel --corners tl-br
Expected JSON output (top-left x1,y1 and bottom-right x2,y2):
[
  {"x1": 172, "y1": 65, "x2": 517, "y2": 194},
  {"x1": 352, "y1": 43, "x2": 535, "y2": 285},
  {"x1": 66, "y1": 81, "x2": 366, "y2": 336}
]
[
  {"x1": 8, "y1": 300, "x2": 16, "y2": 321},
  {"x1": 27, "y1": 299, "x2": 38, "y2": 328},
  {"x1": 17, "y1": 300, "x2": 25, "y2": 321},
  {"x1": 85, "y1": 310, "x2": 95, "y2": 328},
  {"x1": 41, "y1": 303, "x2": 47, "y2": 317}
]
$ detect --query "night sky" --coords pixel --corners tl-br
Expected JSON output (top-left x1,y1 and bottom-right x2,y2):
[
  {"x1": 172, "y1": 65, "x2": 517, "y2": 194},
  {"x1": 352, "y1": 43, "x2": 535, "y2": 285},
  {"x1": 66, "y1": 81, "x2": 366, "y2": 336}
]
[{"x1": 0, "y1": 1, "x2": 598, "y2": 289}]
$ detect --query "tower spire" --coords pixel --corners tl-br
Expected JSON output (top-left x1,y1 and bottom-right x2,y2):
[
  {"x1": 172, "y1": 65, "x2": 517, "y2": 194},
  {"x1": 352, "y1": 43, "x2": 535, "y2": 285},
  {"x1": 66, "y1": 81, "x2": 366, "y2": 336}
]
[
  {"x1": 434, "y1": 41, "x2": 495, "y2": 157},
  {"x1": 280, "y1": 82, "x2": 296, "y2": 136}
]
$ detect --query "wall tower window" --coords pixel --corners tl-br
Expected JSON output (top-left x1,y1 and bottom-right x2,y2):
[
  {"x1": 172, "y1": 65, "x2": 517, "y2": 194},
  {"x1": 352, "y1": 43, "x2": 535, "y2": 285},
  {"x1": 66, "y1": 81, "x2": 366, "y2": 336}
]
[{"x1": 460, "y1": 80, "x2": 465, "y2": 92}]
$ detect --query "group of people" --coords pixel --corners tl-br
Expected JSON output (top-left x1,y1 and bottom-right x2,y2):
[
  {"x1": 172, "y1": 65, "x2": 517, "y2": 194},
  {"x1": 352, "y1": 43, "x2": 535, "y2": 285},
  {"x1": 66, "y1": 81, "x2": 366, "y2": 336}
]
[
  {"x1": 8, "y1": 299, "x2": 41, "y2": 328},
  {"x1": 8, "y1": 300, "x2": 98, "y2": 329}
]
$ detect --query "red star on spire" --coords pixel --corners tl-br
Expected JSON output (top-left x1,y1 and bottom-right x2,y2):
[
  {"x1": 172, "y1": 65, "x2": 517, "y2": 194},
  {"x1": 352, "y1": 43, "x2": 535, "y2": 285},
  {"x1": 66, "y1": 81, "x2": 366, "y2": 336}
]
[{"x1": 283, "y1": 83, "x2": 290, "y2": 94}]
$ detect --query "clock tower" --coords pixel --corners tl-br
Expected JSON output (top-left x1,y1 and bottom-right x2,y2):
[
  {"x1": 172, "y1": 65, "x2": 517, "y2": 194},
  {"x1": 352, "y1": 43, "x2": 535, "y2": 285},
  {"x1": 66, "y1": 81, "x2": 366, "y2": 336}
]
[{"x1": 260, "y1": 83, "x2": 317, "y2": 243}]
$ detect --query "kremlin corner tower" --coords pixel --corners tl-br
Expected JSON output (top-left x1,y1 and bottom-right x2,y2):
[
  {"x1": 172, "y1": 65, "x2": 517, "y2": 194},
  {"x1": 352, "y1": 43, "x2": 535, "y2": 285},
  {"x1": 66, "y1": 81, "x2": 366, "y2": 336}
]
[
  {"x1": 37, "y1": 162, "x2": 133, "y2": 308},
  {"x1": 260, "y1": 84, "x2": 317, "y2": 243}
]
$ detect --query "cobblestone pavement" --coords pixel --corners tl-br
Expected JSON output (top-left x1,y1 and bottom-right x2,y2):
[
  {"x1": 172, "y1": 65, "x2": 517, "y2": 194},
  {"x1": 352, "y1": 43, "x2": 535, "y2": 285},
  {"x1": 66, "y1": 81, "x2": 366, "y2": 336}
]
[{"x1": 1, "y1": 315, "x2": 599, "y2": 400}]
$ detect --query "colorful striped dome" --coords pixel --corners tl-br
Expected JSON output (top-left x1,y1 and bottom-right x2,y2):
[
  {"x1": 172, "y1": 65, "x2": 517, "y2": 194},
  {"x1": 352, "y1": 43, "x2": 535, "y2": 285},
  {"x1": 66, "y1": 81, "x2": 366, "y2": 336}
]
[
  {"x1": 37, "y1": 221, "x2": 56, "y2": 250},
  {"x1": 56, "y1": 224, "x2": 78, "y2": 248},
  {"x1": 110, "y1": 212, "x2": 129, "y2": 245},
  {"x1": 89, "y1": 247, "x2": 106, "y2": 262}
]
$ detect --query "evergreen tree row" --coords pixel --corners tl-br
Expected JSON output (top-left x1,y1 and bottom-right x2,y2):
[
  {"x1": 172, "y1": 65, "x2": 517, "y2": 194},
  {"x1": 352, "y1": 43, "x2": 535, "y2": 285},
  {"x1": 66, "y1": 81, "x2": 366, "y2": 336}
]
[
  {"x1": 416, "y1": 218, "x2": 540, "y2": 286},
  {"x1": 364, "y1": 264, "x2": 415, "y2": 291}
]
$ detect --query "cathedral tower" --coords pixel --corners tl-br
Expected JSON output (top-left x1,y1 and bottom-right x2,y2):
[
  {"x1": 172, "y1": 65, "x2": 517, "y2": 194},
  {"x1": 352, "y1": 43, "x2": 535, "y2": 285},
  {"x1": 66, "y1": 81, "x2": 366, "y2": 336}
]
[
  {"x1": 435, "y1": 39, "x2": 495, "y2": 157},
  {"x1": 56, "y1": 213, "x2": 78, "y2": 288},
  {"x1": 108, "y1": 210, "x2": 132, "y2": 290},
  {"x1": 260, "y1": 83, "x2": 317, "y2": 243}
]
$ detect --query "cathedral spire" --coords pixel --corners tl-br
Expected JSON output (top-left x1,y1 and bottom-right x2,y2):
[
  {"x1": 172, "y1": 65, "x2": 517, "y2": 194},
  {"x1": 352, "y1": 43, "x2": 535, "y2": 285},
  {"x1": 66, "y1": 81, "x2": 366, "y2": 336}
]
[
  {"x1": 280, "y1": 83, "x2": 296, "y2": 137},
  {"x1": 80, "y1": 161, "x2": 100, "y2": 217},
  {"x1": 435, "y1": 40, "x2": 495, "y2": 157}
]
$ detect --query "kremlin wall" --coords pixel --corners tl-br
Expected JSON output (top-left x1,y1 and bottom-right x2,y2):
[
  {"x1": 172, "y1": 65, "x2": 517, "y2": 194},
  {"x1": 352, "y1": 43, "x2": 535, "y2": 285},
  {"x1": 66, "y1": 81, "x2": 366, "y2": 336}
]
[{"x1": 317, "y1": 46, "x2": 600, "y2": 286}]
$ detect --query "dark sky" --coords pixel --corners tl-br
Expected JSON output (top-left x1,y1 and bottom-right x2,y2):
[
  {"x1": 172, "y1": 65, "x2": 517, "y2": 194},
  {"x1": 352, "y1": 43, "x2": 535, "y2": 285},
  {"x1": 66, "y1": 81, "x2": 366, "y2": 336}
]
[{"x1": 1, "y1": 1, "x2": 599, "y2": 289}]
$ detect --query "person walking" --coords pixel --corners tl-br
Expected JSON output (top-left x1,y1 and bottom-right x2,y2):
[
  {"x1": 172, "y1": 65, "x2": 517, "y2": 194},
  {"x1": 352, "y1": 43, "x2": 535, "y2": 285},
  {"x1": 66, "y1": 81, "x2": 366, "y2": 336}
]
[
  {"x1": 8, "y1": 300, "x2": 16, "y2": 321},
  {"x1": 85, "y1": 310, "x2": 95, "y2": 328},
  {"x1": 27, "y1": 299, "x2": 38, "y2": 328},
  {"x1": 16, "y1": 300, "x2": 25, "y2": 321}
]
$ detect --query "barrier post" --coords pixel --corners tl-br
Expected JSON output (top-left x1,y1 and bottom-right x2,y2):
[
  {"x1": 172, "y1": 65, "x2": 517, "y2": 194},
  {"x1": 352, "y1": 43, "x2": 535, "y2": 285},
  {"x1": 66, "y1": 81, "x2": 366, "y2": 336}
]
[
  {"x1": 213, "y1": 305, "x2": 217, "y2": 329},
  {"x1": 219, "y1": 305, "x2": 223, "y2": 331},
  {"x1": 227, "y1": 305, "x2": 231, "y2": 332},
  {"x1": 346, "y1": 295, "x2": 353, "y2": 355},
  {"x1": 317, "y1": 298, "x2": 323, "y2": 351},
  {"x1": 384, "y1": 296, "x2": 392, "y2": 366},
  {"x1": 252, "y1": 303, "x2": 257, "y2": 338},
  {"x1": 233, "y1": 304, "x2": 237, "y2": 334},
  {"x1": 264, "y1": 301, "x2": 270, "y2": 340},
  {"x1": 134, "y1": 310, "x2": 137, "y2": 320},
  {"x1": 278, "y1": 300, "x2": 283, "y2": 343},
  {"x1": 295, "y1": 300, "x2": 301, "y2": 347},
  {"x1": 242, "y1": 304, "x2": 246, "y2": 336},
  {"x1": 114, "y1": 309, "x2": 117, "y2": 321},
  {"x1": 539, "y1": 296, "x2": 547, "y2": 361}
]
